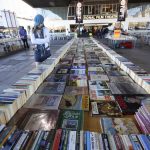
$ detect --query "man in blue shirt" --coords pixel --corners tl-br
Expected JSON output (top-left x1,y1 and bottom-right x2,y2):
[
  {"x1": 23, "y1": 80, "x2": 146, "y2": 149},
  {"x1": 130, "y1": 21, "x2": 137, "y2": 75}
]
[{"x1": 19, "y1": 26, "x2": 29, "y2": 49}]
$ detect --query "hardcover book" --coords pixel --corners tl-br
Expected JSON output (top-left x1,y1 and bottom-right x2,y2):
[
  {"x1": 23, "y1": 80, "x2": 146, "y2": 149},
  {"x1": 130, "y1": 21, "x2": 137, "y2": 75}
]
[
  {"x1": 45, "y1": 74, "x2": 68, "y2": 82},
  {"x1": 23, "y1": 94, "x2": 62, "y2": 110},
  {"x1": 115, "y1": 96, "x2": 142, "y2": 114},
  {"x1": 100, "y1": 117, "x2": 140, "y2": 135},
  {"x1": 91, "y1": 101, "x2": 122, "y2": 116},
  {"x1": 108, "y1": 82, "x2": 148, "y2": 95},
  {"x1": 36, "y1": 82, "x2": 66, "y2": 95},
  {"x1": 65, "y1": 86, "x2": 88, "y2": 95},
  {"x1": 90, "y1": 89, "x2": 115, "y2": 101},
  {"x1": 57, "y1": 110, "x2": 83, "y2": 130}
]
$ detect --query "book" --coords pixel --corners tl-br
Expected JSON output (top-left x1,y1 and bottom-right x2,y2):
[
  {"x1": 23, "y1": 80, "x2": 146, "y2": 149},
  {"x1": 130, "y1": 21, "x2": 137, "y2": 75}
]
[
  {"x1": 90, "y1": 89, "x2": 115, "y2": 101},
  {"x1": 69, "y1": 74, "x2": 87, "y2": 80},
  {"x1": 115, "y1": 96, "x2": 142, "y2": 114},
  {"x1": 91, "y1": 101, "x2": 122, "y2": 116},
  {"x1": 72, "y1": 63, "x2": 86, "y2": 69},
  {"x1": 45, "y1": 74, "x2": 68, "y2": 82},
  {"x1": 108, "y1": 82, "x2": 148, "y2": 95},
  {"x1": 100, "y1": 117, "x2": 140, "y2": 135},
  {"x1": 65, "y1": 86, "x2": 88, "y2": 95},
  {"x1": 89, "y1": 74, "x2": 109, "y2": 81},
  {"x1": 109, "y1": 76, "x2": 133, "y2": 83},
  {"x1": 9, "y1": 109, "x2": 59, "y2": 131},
  {"x1": 23, "y1": 94, "x2": 62, "y2": 110},
  {"x1": 57, "y1": 110, "x2": 83, "y2": 130},
  {"x1": 70, "y1": 69, "x2": 86, "y2": 75},
  {"x1": 68, "y1": 131, "x2": 76, "y2": 150},
  {"x1": 36, "y1": 82, "x2": 66, "y2": 95},
  {"x1": 89, "y1": 81, "x2": 109, "y2": 90},
  {"x1": 68, "y1": 79, "x2": 87, "y2": 87}
]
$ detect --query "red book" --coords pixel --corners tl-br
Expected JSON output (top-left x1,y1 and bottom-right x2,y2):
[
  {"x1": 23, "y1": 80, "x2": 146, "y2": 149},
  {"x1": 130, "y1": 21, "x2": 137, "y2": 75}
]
[{"x1": 52, "y1": 129, "x2": 62, "y2": 150}]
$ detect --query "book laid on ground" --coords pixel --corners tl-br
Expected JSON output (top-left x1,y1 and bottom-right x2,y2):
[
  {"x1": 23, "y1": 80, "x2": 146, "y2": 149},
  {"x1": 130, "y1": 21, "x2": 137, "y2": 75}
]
[
  {"x1": 115, "y1": 96, "x2": 142, "y2": 114},
  {"x1": 72, "y1": 63, "x2": 86, "y2": 69},
  {"x1": 45, "y1": 74, "x2": 68, "y2": 82},
  {"x1": 52, "y1": 68, "x2": 69, "y2": 74},
  {"x1": 108, "y1": 82, "x2": 148, "y2": 95},
  {"x1": 89, "y1": 74, "x2": 109, "y2": 81},
  {"x1": 70, "y1": 69, "x2": 86, "y2": 75},
  {"x1": 88, "y1": 67, "x2": 104, "y2": 72},
  {"x1": 100, "y1": 117, "x2": 140, "y2": 135},
  {"x1": 89, "y1": 81, "x2": 109, "y2": 90},
  {"x1": 91, "y1": 101, "x2": 122, "y2": 116},
  {"x1": 109, "y1": 76, "x2": 133, "y2": 83},
  {"x1": 36, "y1": 82, "x2": 66, "y2": 95},
  {"x1": 8, "y1": 108, "x2": 59, "y2": 131},
  {"x1": 90, "y1": 89, "x2": 115, "y2": 101},
  {"x1": 65, "y1": 86, "x2": 88, "y2": 95},
  {"x1": 59, "y1": 94, "x2": 89, "y2": 111},
  {"x1": 56, "y1": 110, "x2": 83, "y2": 130},
  {"x1": 23, "y1": 94, "x2": 62, "y2": 110}
]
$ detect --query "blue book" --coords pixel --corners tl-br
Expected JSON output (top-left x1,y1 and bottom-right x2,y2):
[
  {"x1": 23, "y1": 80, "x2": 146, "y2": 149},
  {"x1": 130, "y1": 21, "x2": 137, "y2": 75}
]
[
  {"x1": 86, "y1": 131, "x2": 91, "y2": 150},
  {"x1": 129, "y1": 134, "x2": 143, "y2": 150},
  {"x1": 138, "y1": 135, "x2": 150, "y2": 150},
  {"x1": 84, "y1": 131, "x2": 87, "y2": 150}
]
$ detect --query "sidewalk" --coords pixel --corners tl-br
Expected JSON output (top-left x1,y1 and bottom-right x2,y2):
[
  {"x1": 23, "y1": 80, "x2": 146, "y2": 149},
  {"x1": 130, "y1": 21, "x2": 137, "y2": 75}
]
[{"x1": 0, "y1": 39, "x2": 70, "y2": 93}]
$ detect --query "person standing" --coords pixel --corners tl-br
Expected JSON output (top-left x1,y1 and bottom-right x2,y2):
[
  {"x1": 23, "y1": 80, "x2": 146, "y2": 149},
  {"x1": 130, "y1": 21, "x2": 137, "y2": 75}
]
[
  {"x1": 19, "y1": 26, "x2": 29, "y2": 49},
  {"x1": 30, "y1": 14, "x2": 51, "y2": 67}
]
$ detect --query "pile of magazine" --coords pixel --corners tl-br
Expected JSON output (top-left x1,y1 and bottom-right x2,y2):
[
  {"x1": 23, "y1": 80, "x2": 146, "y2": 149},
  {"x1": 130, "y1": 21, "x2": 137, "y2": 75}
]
[{"x1": 0, "y1": 38, "x2": 149, "y2": 149}]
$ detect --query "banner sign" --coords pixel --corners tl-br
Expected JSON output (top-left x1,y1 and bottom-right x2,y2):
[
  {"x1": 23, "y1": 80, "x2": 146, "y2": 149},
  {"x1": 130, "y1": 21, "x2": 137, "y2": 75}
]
[
  {"x1": 76, "y1": 2, "x2": 83, "y2": 23},
  {"x1": 118, "y1": 0, "x2": 128, "y2": 21}
]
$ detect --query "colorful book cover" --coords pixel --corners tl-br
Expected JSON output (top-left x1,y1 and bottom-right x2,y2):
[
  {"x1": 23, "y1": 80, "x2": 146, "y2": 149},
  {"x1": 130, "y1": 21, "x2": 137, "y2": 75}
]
[
  {"x1": 115, "y1": 96, "x2": 141, "y2": 114},
  {"x1": 100, "y1": 117, "x2": 140, "y2": 135},
  {"x1": 70, "y1": 69, "x2": 86, "y2": 75},
  {"x1": 45, "y1": 74, "x2": 68, "y2": 82},
  {"x1": 90, "y1": 89, "x2": 115, "y2": 101},
  {"x1": 56, "y1": 110, "x2": 83, "y2": 130},
  {"x1": 89, "y1": 81, "x2": 109, "y2": 90},
  {"x1": 65, "y1": 86, "x2": 88, "y2": 95},
  {"x1": 91, "y1": 101, "x2": 122, "y2": 116},
  {"x1": 90, "y1": 74, "x2": 109, "y2": 81},
  {"x1": 72, "y1": 63, "x2": 86, "y2": 69},
  {"x1": 36, "y1": 82, "x2": 66, "y2": 95},
  {"x1": 68, "y1": 79, "x2": 87, "y2": 87},
  {"x1": 23, "y1": 94, "x2": 62, "y2": 110}
]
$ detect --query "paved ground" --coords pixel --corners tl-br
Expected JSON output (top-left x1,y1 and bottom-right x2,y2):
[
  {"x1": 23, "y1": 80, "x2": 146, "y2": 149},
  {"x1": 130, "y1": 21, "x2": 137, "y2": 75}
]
[
  {"x1": 96, "y1": 38, "x2": 150, "y2": 73},
  {"x1": 0, "y1": 39, "x2": 70, "y2": 93}
]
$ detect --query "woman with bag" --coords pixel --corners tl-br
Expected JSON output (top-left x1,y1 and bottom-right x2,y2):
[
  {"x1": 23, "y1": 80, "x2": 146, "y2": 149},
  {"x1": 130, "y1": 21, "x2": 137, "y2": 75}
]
[{"x1": 30, "y1": 14, "x2": 51, "y2": 67}]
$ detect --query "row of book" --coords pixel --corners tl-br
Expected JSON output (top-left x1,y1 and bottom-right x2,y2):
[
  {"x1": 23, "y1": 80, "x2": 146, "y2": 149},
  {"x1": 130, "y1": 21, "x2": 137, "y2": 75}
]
[
  {"x1": 92, "y1": 38, "x2": 150, "y2": 94},
  {"x1": 0, "y1": 39, "x2": 75, "y2": 123},
  {"x1": 0, "y1": 124, "x2": 150, "y2": 150}
]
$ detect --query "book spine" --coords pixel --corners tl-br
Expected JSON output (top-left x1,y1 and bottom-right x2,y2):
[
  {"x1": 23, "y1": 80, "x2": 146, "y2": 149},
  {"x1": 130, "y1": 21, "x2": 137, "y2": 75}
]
[
  {"x1": 80, "y1": 131, "x2": 84, "y2": 150},
  {"x1": 129, "y1": 134, "x2": 143, "y2": 150},
  {"x1": 0, "y1": 125, "x2": 5, "y2": 132},
  {"x1": 94, "y1": 132, "x2": 100, "y2": 150},
  {"x1": 86, "y1": 131, "x2": 91, "y2": 150},
  {"x1": 45, "y1": 130, "x2": 55, "y2": 150},
  {"x1": 90, "y1": 132, "x2": 95, "y2": 150},
  {"x1": 38, "y1": 131, "x2": 48, "y2": 149},
  {"x1": 120, "y1": 135, "x2": 128, "y2": 150},
  {"x1": 107, "y1": 135, "x2": 117, "y2": 150},
  {"x1": 84, "y1": 131, "x2": 87, "y2": 150},
  {"x1": 101, "y1": 133, "x2": 110, "y2": 150},
  {"x1": 122, "y1": 135, "x2": 133, "y2": 150},
  {"x1": 113, "y1": 135, "x2": 123, "y2": 150},
  {"x1": 52, "y1": 129, "x2": 62, "y2": 150},
  {"x1": 76, "y1": 131, "x2": 80, "y2": 150},
  {"x1": 118, "y1": 135, "x2": 126, "y2": 150},
  {"x1": 68, "y1": 131, "x2": 76, "y2": 150},
  {"x1": 59, "y1": 130, "x2": 66, "y2": 150},
  {"x1": 31, "y1": 131, "x2": 42, "y2": 150},
  {"x1": 99, "y1": 134, "x2": 104, "y2": 150},
  {"x1": 137, "y1": 135, "x2": 150, "y2": 150},
  {"x1": 63, "y1": 130, "x2": 69, "y2": 150},
  {"x1": 13, "y1": 131, "x2": 28, "y2": 150}
]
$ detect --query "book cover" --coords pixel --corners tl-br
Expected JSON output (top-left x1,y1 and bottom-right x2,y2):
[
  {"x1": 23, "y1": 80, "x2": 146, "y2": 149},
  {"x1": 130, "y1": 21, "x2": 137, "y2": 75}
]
[
  {"x1": 23, "y1": 94, "x2": 62, "y2": 110},
  {"x1": 70, "y1": 74, "x2": 87, "y2": 80},
  {"x1": 100, "y1": 117, "x2": 140, "y2": 135},
  {"x1": 91, "y1": 101, "x2": 122, "y2": 116},
  {"x1": 109, "y1": 76, "x2": 133, "y2": 83},
  {"x1": 89, "y1": 81, "x2": 109, "y2": 90},
  {"x1": 108, "y1": 82, "x2": 148, "y2": 95},
  {"x1": 72, "y1": 63, "x2": 86, "y2": 69},
  {"x1": 36, "y1": 82, "x2": 66, "y2": 95},
  {"x1": 68, "y1": 79, "x2": 87, "y2": 87},
  {"x1": 89, "y1": 74, "x2": 109, "y2": 81},
  {"x1": 115, "y1": 96, "x2": 141, "y2": 114},
  {"x1": 88, "y1": 67, "x2": 104, "y2": 72},
  {"x1": 70, "y1": 69, "x2": 86, "y2": 75},
  {"x1": 45, "y1": 74, "x2": 68, "y2": 82},
  {"x1": 68, "y1": 131, "x2": 76, "y2": 150},
  {"x1": 57, "y1": 110, "x2": 83, "y2": 130},
  {"x1": 65, "y1": 86, "x2": 88, "y2": 95},
  {"x1": 90, "y1": 89, "x2": 115, "y2": 101}
]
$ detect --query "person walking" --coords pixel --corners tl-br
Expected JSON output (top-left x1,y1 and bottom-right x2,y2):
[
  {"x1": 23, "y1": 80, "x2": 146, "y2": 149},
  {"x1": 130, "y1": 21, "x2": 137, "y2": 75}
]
[
  {"x1": 19, "y1": 26, "x2": 29, "y2": 49},
  {"x1": 30, "y1": 14, "x2": 51, "y2": 67}
]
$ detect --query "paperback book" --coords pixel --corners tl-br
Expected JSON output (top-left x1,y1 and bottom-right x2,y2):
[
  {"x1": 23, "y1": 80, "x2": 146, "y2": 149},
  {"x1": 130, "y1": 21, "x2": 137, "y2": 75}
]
[
  {"x1": 45, "y1": 74, "x2": 68, "y2": 82},
  {"x1": 89, "y1": 80, "x2": 109, "y2": 90},
  {"x1": 65, "y1": 86, "x2": 88, "y2": 95}
]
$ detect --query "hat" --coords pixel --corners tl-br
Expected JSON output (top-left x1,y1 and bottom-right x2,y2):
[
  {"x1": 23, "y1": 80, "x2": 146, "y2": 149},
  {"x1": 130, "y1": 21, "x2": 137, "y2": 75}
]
[{"x1": 34, "y1": 14, "x2": 44, "y2": 26}]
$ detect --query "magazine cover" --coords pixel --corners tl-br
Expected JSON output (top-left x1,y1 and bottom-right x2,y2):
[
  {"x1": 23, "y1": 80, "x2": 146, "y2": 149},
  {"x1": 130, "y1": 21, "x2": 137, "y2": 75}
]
[
  {"x1": 23, "y1": 94, "x2": 62, "y2": 110},
  {"x1": 57, "y1": 110, "x2": 83, "y2": 130},
  {"x1": 89, "y1": 81, "x2": 109, "y2": 90},
  {"x1": 70, "y1": 69, "x2": 86, "y2": 75},
  {"x1": 100, "y1": 117, "x2": 140, "y2": 135},
  {"x1": 91, "y1": 101, "x2": 122, "y2": 116},
  {"x1": 89, "y1": 74, "x2": 109, "y2": 81}
]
